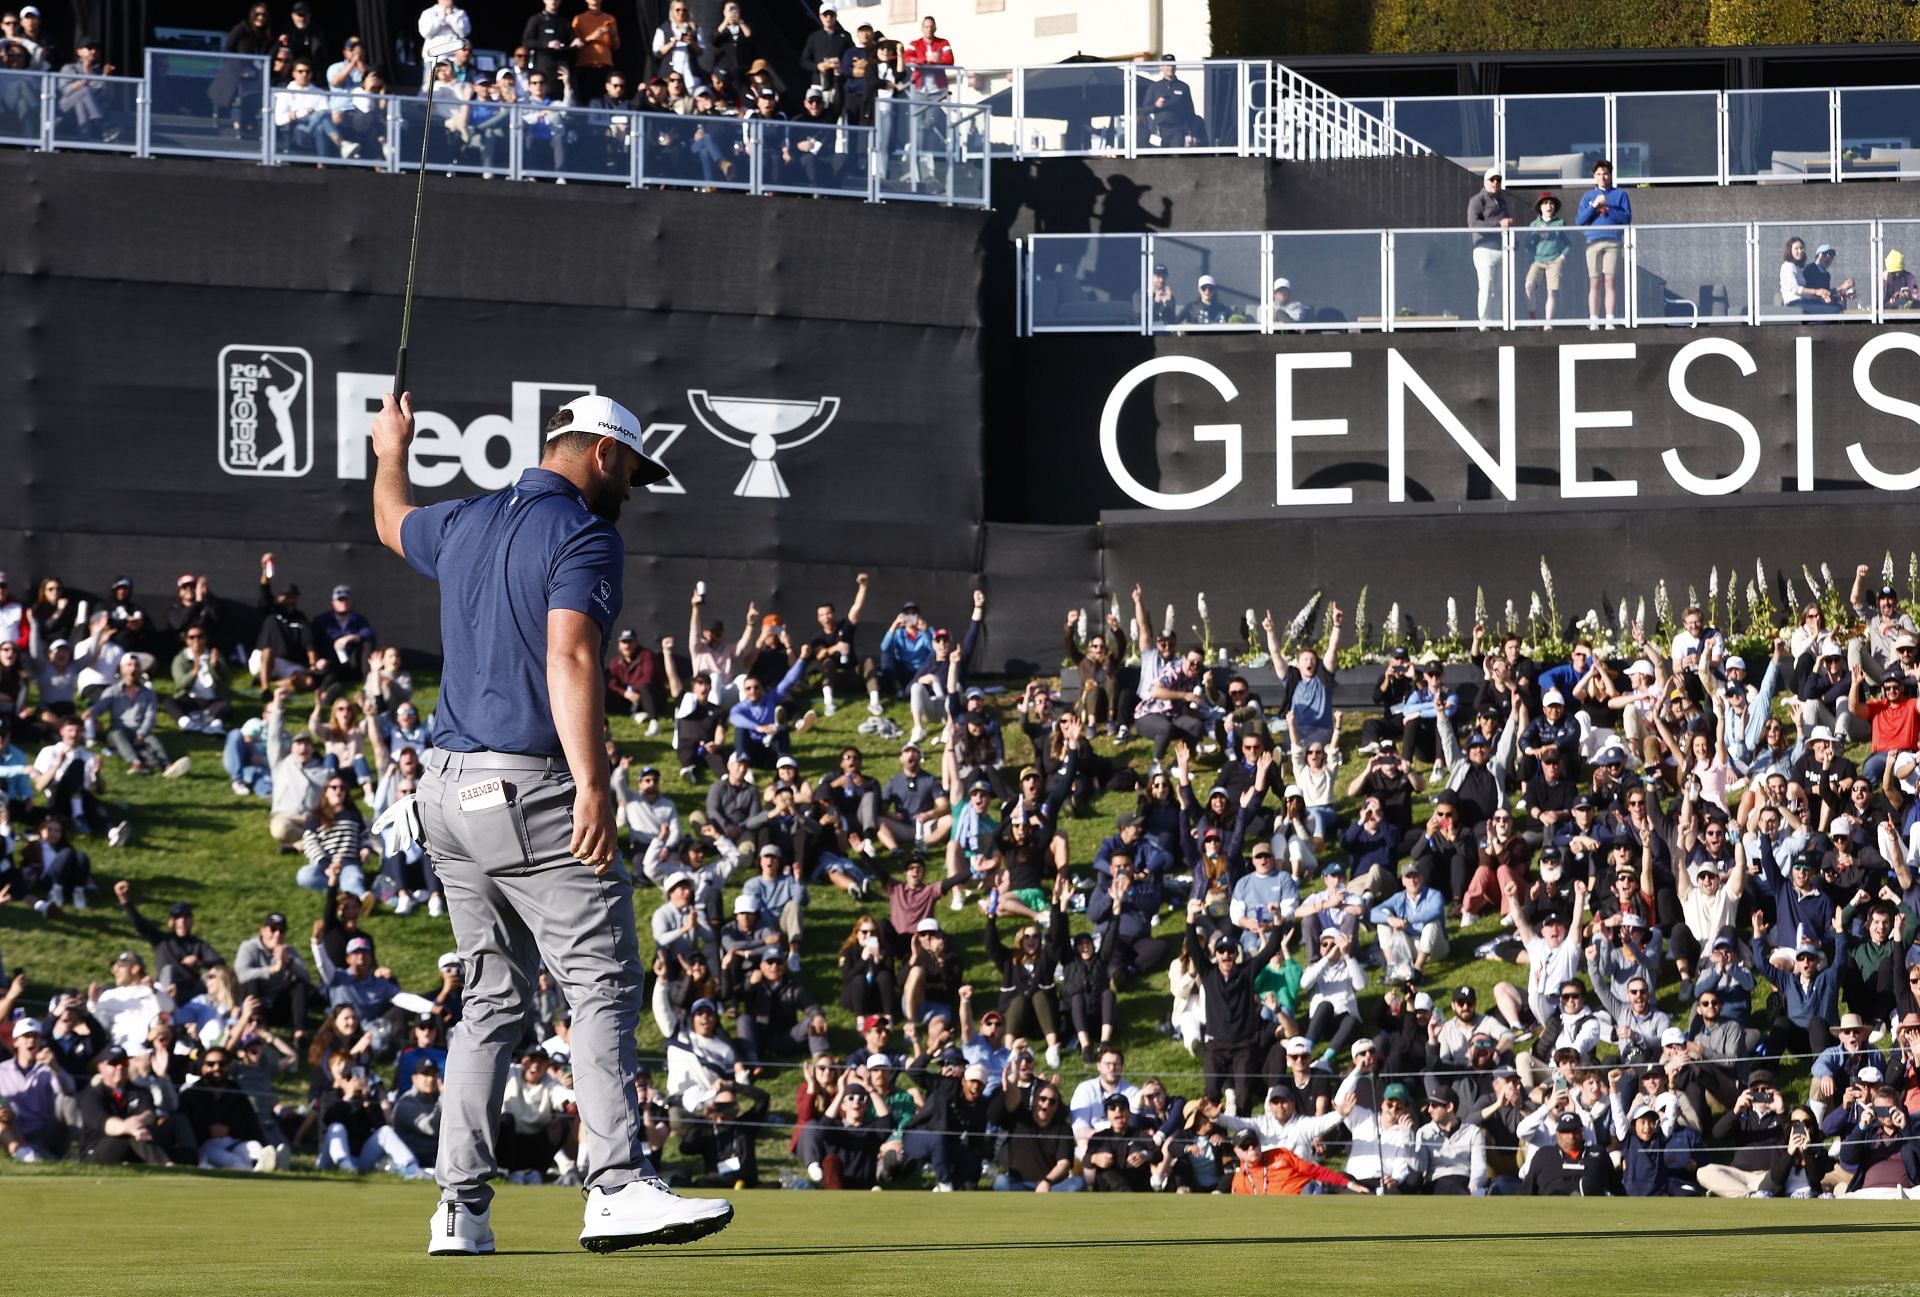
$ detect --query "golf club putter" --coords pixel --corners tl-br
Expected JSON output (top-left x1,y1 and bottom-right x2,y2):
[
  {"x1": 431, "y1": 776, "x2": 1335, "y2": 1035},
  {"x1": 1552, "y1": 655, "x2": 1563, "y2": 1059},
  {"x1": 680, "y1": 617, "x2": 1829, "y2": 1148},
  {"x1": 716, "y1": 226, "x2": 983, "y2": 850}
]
[{"x1": 394, "y1": 33, "x2": 470, "y2": 398}]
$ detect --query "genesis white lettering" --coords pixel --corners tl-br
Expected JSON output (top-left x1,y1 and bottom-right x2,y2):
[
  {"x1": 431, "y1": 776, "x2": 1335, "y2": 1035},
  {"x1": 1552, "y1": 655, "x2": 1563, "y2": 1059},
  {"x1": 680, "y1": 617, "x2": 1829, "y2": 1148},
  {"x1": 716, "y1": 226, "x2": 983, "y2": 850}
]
[{"x1": 1096, "y1": 332, "x2": 1920, "y2": 511}]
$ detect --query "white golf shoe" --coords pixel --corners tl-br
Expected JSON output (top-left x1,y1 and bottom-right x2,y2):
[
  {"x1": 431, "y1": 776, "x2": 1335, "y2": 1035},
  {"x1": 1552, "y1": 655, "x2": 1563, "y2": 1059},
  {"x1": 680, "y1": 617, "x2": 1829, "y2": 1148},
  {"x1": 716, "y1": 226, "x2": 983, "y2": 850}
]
[
  {"x1": 579, "y1": 1177, "x2": 733, "y2": 1253},
  {"x1": 427, "y1": 1201, "x2": 495, "y2": 1256}
]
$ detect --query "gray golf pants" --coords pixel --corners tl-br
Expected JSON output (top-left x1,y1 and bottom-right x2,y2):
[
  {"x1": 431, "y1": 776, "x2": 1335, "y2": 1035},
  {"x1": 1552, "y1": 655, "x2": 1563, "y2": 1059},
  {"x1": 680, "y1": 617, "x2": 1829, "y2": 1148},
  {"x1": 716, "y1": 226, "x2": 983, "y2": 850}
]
[{"x1": 419, "y1": 748, "x2": 653, "y2": 1208}]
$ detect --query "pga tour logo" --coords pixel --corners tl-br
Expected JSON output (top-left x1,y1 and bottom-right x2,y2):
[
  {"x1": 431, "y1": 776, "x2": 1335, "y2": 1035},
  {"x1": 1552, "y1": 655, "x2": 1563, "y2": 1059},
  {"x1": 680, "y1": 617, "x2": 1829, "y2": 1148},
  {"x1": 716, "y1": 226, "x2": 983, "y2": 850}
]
[{"x1": 218, "y1": 345, "x2": 314, "y2": 477}]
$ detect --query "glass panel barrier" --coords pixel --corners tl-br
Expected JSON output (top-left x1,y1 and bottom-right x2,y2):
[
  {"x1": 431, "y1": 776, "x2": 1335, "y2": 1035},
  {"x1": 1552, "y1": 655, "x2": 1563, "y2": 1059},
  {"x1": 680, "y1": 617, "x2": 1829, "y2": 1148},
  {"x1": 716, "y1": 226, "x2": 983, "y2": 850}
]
[
  {"x1": 517, "y1": 103, "x2": 638, "y2": 184},
  {"x1": 761, "y1": 116, "x2": 872, "y2": 198},
  {"x1": 1727, "y1": 88, "x2": 1833, "y2": 182},
  {"x1": 1133, "y1": 61, "x2": 1245, "y2": 155},
  {"x1": 1029, "y1": 234, "x2": 1145, "y2": 332},
  {"x1": 638, "y1": 110, "x2": 749, "y2": 191},
  {"x1": 49, "y1": 72, "x2": 137, "y2": 151},
  {"x1": 1017, "y1": 64, "x2": 1126, "y2": 156},
  {"x1": 1390, "y1": 229, "x2": 1491, "y2": 329},
  {"x1": 146, "y1": 49, "x2": 267, "y2": 158},
  {"x1": 1880, "y1": 221, "x2": 1920, "y2": 316},
  {"x1": 1755, "y1": 221, "x2": 1876, "y2": 322},
  {"x1": 948, "y1": 66, "x2": 1016, "y2": 156},
  {"x1": 1502, "y1": 94, "x2": 1606, "y2": 186},
  {"x1": 1266, "y1": 231, "x2": 1384, "y2": 331},
  {"x1": 1508, "y1": 216, "x2": 1597, "y2": 329},
  {"x1": 1630, "y1": 223, "x2": 1751, "y2": 326},
  {"x1": 1614, "y1": 91, "x2": 1720, "y2": 184},
  {"x1": 392, "y1": 94, "x2": 497, "y2": 176},
  {"x1": 1386, "y1": 96, "x2": 1496, "y2": 172},
  {"x1": 875, "y1": 100, "x2": 985, "y2": 205},
  {"x1": 1839, "y1": 87, "x2": 1920, "y2": 180},
  {"x1": 0, "y1": 69, "x2": 44, "y2": 148},
  {"x1": 1148, "y1": 234, "x2": 1262, "y2": 332},
  {"x1": 269, "y1": 85, "x2": 390, "y2": 169}
]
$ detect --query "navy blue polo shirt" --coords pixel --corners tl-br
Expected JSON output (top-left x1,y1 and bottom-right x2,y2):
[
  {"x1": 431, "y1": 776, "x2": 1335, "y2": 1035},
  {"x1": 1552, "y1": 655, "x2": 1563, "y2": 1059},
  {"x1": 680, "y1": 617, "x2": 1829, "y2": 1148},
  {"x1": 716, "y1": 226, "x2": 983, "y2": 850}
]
[{"x1": 400, "y1": 467, "x2": 623, "y2": 756}]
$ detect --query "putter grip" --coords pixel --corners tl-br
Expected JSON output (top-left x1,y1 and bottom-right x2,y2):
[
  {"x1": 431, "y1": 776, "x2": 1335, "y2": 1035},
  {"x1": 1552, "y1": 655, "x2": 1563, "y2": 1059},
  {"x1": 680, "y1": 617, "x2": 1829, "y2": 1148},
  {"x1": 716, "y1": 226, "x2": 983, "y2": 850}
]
[{"x1": 393, "y1": 346, "x2": 407, "y2": 400}]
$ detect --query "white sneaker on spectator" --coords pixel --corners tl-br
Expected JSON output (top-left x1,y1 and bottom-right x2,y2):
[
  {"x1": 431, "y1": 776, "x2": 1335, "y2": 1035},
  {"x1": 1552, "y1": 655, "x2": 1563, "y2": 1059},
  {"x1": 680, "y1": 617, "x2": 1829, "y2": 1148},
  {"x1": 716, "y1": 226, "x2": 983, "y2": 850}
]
[
  {"x1": 1222, "y1": 1087, "x2": 1239, "y2": 1117},
  {"x1": 231, "y1": 780, "x2": 250, "y2": 797},
  {"x1": 796, "y1": 710, "x2": 818, "y2": 734},
  {"x1": 822, "y1": 688, "x2": 838, "y2": 717},
  {"x1": 205, "y1": 718, "x2": 226, "y2": 735},
  {"x1": 427, "y1": 1201, "x2": 495, "y2": 1256},
  {"x1": 907, "y1": 726, "x2": 927, "y2": 745},
  {"x1": 1044, "y1": 1041, "x2": 1061, "y2": 1070},
  {"x1": 72, "y1": 887, "x2": 86, "y2": 911},
  {"x1": 163, "y1": 757, "x2": 192, "y2": 779},
  {"x1": 645, "y1": 719, "x2": 659, "y2": 737},
  {"x1": 178, "y1": 714, "x2": 203, "y2": 734},
  {"x1": 339, "y1": 141, "x2": 361, "y2": 160},
  {"x1": 48, "y1": 885, "x2": 65, "y2": 909},
  {"x1": 108, "y1": 822, "x2": 132, "y2": 848},
  {"x1": 394, "y1": 892, "x2": 416, "y2": 917},
  {"x1": 867, "y1": 696, "x2": 884, "y2": 717},
  {"x1": 931, "y1": 1183, "x2": 953, "y2": 1192},
  {"x1": 950, "y1": 889, "x2": 966, "y2": 912},
  {"x1": 578, "y1": 1177, "x2": 733, "y2": 1252},
  {"x1": 429, "y1": 893, "x2": 446, "y2": 918}
]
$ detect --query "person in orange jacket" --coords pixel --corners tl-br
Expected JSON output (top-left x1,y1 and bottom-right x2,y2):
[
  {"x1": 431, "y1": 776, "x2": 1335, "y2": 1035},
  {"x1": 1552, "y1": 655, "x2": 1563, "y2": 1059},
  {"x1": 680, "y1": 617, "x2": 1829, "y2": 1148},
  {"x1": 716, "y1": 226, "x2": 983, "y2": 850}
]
[{"x1": 1228, "y1": 1128, "x2": 1369, "y2": 1195}]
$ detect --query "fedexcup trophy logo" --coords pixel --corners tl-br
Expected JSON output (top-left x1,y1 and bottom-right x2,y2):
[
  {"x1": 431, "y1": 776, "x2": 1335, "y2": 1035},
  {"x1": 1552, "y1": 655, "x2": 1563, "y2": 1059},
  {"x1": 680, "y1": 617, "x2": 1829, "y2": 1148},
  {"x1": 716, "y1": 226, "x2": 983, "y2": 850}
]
[
  {"x1": 218, "y1": 345, "x2": 314, "y2": 477},
  {"x1": 686, "y1": 390, "x2": 840, "y2": 499}
]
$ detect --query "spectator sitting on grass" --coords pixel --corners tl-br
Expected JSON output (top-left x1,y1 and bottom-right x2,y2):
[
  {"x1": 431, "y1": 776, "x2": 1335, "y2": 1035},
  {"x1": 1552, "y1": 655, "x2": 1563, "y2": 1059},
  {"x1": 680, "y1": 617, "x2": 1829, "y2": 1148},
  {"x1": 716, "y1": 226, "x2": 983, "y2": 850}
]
[
  {"x1": 499, "y1": 1045, "x2": 579, "y2": 1185},
  {"x1": 91, "y1": 949, "x2": 173, "y2": 1051},
  {"x1": 77, "y1": 1046, "x2": 172, "y2": 1167},
  {"x1": 1229, "y1": 1126, "x2": 1365, "y2": 1195},
  {"x1": 296, "y1": 777, "x2": 375, "y2": 896},
  {"x1": 391, "y1": 1055, "x2": 442, "y2": 1173},
  {"x1": 314, "y1": 1049, "x2": 421, "y2": 1177},
  {"x1": 15, "y1": 815, "x2": 95, "y2": 914},
  {"x1": 181, "y1": 1045, "x2": 280, "y2": 1172},
  {"x1": 30, "y1": 715, "x2": 118, "y2": 843},
  {"x1": 266, "y1": 688, "x2": 327, "y2": 850},
  {"x1": 224, "y1": 716, "x2": 274, "y2": 799},
  {"x1": 0, "y1": 1018, "x2": 75, "y2": 1162},
  {"x1": 87, "y1": 652, "x2": 188, "y2": 775},
  {"x1": 166, "y1": 626, "x2": 231, "y2": 735},
  {"x1": 326, "y1": 935, "x2": 399, "y2": 1022},
  {"x1": 801, "y1": 1079, "x2": 899, "y2": 1191},
  {"x1": 111, "y1": 880, "x2": 224, "y2": 1003}
]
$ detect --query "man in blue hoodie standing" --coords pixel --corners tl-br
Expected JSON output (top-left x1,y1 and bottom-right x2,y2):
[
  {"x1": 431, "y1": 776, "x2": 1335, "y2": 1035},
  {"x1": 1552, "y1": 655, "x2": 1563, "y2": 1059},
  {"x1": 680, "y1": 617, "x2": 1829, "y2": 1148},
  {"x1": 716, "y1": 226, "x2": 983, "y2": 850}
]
[{"x1": 1575, "y1": 158, "x2": 1631, "y2": 328}]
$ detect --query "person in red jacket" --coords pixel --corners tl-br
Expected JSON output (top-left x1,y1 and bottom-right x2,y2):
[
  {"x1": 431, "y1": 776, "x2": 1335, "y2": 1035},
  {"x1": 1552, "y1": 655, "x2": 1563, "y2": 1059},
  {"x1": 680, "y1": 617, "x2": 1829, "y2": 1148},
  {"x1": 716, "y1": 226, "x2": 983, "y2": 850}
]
[
  {"x1": 901, "y1": 16, "x2": 952, "y2": 96},
  {"x1": 606, "y1": 629, "x2": 666, "y2": 732},
  {"x1": 1228, "y1": 1128, "x2": 1366, "y2": 1195}
]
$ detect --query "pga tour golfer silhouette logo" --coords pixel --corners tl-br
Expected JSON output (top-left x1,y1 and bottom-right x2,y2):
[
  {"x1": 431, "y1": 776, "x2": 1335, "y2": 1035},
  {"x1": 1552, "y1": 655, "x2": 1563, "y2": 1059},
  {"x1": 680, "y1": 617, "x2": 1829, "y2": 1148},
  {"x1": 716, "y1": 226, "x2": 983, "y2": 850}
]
[
  {"x1": 687, "y1": 390, "x2": 840, "y2": 499},
  {"x1": 219, "y1": 345, "x2": 314, "y2": 477}
]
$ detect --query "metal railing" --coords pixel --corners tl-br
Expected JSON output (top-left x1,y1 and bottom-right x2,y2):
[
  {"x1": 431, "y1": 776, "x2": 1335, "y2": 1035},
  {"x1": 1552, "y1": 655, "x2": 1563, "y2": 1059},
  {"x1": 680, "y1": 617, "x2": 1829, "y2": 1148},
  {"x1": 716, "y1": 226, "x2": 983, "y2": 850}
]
[
  {"x1": 29, "y1": 51, "x2": 1920, "y2": 190},
  {"x1": 1020, "y1": 221, "x2": 1914, "y2": 334},
  {"x1": 0, "y1": 53, "x2": 991, "y2": 209},
  {"x1": 1375, "y1": 84, "x2": 1920, "y2": 185}
]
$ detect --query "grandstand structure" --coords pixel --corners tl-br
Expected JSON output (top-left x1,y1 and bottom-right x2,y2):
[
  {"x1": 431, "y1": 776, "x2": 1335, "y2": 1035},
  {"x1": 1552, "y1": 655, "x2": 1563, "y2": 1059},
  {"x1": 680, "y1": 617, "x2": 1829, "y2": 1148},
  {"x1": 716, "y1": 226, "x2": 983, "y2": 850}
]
[{"x1": 4, "y1": 36, "x2": 1920, "y2": 665}]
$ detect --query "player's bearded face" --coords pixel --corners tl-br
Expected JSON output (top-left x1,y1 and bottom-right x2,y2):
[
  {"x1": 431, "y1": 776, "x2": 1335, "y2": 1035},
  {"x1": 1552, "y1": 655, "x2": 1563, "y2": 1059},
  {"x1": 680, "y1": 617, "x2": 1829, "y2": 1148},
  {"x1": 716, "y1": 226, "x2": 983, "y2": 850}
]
[{"x1": 586, "y1": 440, "x2": 636, "y2": 522}]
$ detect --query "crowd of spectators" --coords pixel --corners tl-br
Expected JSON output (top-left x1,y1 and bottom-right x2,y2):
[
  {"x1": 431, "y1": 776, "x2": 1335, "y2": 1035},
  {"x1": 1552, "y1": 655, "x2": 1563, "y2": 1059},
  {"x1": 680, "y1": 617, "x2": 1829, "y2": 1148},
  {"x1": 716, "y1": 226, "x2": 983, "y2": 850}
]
[
  {"x1": 11, "y1": 554, "x2": 1920, "y2": 1202},
  {"x1": 183, "y1": 1, "x2": 973, "y2": 186}
]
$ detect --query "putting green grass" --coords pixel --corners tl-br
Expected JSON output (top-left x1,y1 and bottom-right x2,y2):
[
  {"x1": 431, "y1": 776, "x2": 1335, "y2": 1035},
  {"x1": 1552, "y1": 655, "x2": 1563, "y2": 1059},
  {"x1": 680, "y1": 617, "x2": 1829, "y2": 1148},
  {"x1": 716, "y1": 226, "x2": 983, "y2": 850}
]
[{"x1": 2, "y1": 1174, "x2": 1917, "y2": 1297}]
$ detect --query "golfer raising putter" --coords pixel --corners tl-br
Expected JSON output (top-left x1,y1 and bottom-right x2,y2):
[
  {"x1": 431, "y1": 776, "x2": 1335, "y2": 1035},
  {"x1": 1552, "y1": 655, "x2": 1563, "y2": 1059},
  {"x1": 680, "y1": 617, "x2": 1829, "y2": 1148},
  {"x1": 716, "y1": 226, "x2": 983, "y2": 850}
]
[{"x1": 370, "y1": 388, "x2": 733, "y2": 1256}]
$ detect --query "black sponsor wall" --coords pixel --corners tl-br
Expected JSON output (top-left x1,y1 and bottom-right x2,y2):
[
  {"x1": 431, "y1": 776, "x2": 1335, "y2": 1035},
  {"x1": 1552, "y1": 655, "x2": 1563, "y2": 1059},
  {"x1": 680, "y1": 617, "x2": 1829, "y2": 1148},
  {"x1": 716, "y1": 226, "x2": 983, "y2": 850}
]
[{"x1": 0, "y1": 151, "x2": 988, "y2": 662}]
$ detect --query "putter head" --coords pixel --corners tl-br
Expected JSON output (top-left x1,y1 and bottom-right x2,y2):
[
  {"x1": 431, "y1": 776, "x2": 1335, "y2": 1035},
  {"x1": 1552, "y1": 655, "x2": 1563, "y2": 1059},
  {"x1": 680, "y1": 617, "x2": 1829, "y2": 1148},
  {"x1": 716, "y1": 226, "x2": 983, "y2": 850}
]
[{"x1": 422, "y1": 33, "x2": 467, "y2": 66}]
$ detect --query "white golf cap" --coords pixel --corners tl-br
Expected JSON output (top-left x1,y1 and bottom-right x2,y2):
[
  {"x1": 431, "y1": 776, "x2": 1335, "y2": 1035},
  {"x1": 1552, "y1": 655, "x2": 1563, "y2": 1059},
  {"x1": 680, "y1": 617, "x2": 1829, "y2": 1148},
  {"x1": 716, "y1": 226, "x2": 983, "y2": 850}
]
[
  {"x1": 1283, "y1": 1035, "x2": 1311, "y2": 1055},
  {"x1": 663, "y1": 870, "x2": 694, "y2": 892},
  {"x1": 1659, "y1": 1027, "x2": 1686, "y2": 1047},
  {"x1": 1412, "y1": 992, "x2": 1434, "y2": 1011},
  {"x1": 1725, "y1": 655, "x2": 1747, "y2": 670},
  {"x1": 547, "y1": 395, "x2": 669, "y2": 486},
  {"x1": 733, "y1": 893, "x2": 759, "y2": 914},
  {"x1": 435, "y1": 951, "x2": 462, "y2": 972},
  {"x1": 1483, "y1": 166, "x2": 1501, "y2": 181},
  {"x1": 1541, "y1": 689, "x2": 1566, "y2": 706},
  {"x1": 1197, "y1": 274, "x2": 1216, "y2": 287},
  {"x1": 1808, "y1": 725, "x2": 1837, "y2": 743},
  {"x1": 1272, "y1": 277, "x2": 1292, "y2": 290},
  {"x1": 1627, "y1": 659, "x2": 1654, "y2": 677}
]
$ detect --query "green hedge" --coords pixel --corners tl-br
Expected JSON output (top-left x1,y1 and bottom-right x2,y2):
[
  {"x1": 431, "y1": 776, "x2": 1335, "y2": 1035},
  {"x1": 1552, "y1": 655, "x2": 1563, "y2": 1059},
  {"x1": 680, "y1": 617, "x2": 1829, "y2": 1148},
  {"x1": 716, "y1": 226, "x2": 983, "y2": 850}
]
[{"x1": 1209, "y1": 0, "x2": 1920, "y2": 56}]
